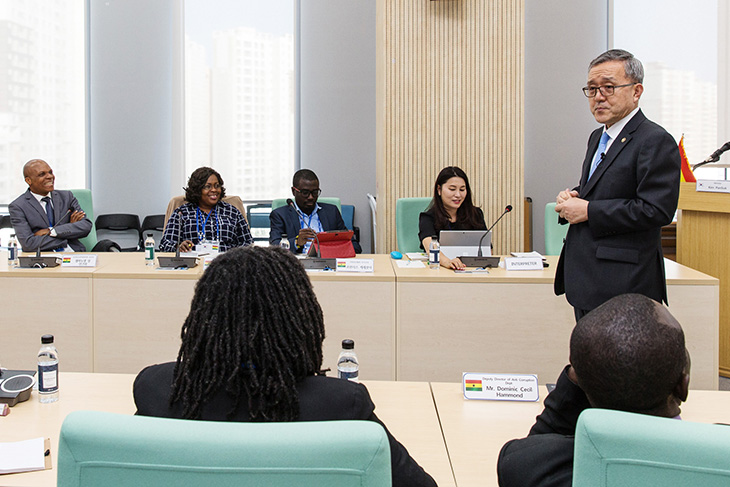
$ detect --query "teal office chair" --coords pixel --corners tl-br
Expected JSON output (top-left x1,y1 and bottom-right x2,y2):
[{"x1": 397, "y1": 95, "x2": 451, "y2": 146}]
[
  {"x1": 271, "y1": 197, "x2": 342, "y2": 213},
  {"x1": 58, "y1": 411, "x2": 391, "y2": 487},
  {"x1": 544, "y1": 202, "x2": 568, "y2": 255},
  {"x1": 574, "y1": 408, "x2": 730, "y2": 486},
  {"x1": 395, "y1": 197, "x2": 431, "y2": 253},
  {"x1": 69, "y1": 189, "x2": 98, "y2": 251}
]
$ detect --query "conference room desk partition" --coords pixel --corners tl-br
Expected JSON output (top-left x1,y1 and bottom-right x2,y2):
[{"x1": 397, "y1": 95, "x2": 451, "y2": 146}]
[
  {"x1": 0, "y1": 257, "x2": 98, "y2": 372},
  {"x1": 393, "y1": 256, "x2": 719, "y2": 390},
  {"x1": 0, "y1": 373, "x2": 454, "y2": 487},
  {"x1": 431, "y1": 382, "x2": 730, "y2": 487},
  {"x1": 0, "y1": 253, "x2": 719, "y2": 388}
]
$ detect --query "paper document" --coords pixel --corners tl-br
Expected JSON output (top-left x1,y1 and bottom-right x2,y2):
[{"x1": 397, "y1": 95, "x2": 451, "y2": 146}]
[
  {"x1": 510, "y1": 251, "x2": 545, "y2": 259},
  {"x1": 396, "y1": 260, "x2": 426, "y2": 268},
  {"x1": 0, "y1": 437, "x2": 47, "y2": 475},
  {"x1": 405, "y1": 252, "x2": 428, "y2": 261}
]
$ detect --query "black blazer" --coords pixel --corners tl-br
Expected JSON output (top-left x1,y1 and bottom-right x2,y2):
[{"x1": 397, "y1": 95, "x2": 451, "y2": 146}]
[
  {"x1": 554, "y1": 110, "x2": 681, "y2": 311},
  {"x1": 269, "y1": 203, "x2": 361, "y2": 253},
  {"x1": 134, "y1": 363, "x2": 436, "y2": 487}
]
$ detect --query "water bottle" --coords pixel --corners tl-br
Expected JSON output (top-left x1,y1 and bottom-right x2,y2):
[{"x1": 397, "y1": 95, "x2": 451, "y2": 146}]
[
  {"x1": 37, "y1": 334, "x2": 59, "y2": 403},
  {"x1": 337, "y1": 339, "x2": 359, "y2": 382},
  {"x1": 279, "y1": 234, "x2": 290, "y2": 251},
  {"x1": 8, "y1": 234, "x2": 18, "y2": 267},
  {"x1": 144, "y1": 233, "x2": 155, "y2": 266},
  {"x1": 429, "y1": 236, "x2": 440, "y2": 269}
]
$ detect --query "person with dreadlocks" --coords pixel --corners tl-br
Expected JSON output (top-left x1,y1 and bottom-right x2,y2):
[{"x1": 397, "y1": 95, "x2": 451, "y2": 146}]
[{"x1": 133, "y1": 245, "x2": 437, "y2": 487}]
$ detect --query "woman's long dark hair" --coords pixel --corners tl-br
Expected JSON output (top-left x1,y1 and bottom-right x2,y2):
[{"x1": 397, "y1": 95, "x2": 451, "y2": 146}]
[
  {"x1": 184, "y1": 166, "x2": 227, "y2": 206},
  {"x1": 427, "y1": 166, "x2": 482, "y2": 231},
  {"x1": 169, "y1": 246, "x2": 325, "y2": 421}
]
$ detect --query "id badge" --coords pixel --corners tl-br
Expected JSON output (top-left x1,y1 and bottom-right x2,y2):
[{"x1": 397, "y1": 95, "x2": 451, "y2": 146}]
[{"x1": 195, "y1": 240, "x2": 220, "y2": 255}]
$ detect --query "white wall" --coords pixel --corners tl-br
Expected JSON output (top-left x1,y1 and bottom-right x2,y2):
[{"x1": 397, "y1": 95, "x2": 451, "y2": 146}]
[
  {"x1": 88, "y1": 0, "x2": 181, "y2": 219},
  {"x1": 298, "y1": 0, "x2": 376, "y2": 253},
  {"x1": 524, "y1": 0, "x2": 608, "y2": 253}
]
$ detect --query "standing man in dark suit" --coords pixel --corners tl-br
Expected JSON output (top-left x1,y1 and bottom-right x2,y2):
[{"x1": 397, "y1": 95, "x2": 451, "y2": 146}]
[
  {"x1": 269, "y1": 169, "x2": 360, "y2": 253},
  {"x1": 9, "y1": 159, "x2": 92, "y2": 252},
  {"x1": 554, "y1": 49, "x2": 681, "y2": 320}
]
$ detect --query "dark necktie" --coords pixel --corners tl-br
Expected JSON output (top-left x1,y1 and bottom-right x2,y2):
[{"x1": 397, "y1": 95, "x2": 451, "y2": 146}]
[{"x1": 42, "y1": 196, "x2": 55, "y2": 227}]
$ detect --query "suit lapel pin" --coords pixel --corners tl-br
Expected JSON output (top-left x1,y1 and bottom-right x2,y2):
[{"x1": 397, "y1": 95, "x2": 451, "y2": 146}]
[{"x1": 621, "y1": 137, "x2": 626, "y2": 143}]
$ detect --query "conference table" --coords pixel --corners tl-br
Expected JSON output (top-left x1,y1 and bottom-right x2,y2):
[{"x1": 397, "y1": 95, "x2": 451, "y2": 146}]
[
  {"x1": 431, "y1": 382, "x2": 730, "y2": 487},
  {"x1": 3, "y1": 373, "x2": 730, "y2": 487},
  {"x1": 0, "y1": 253, "x2": 719, "y2": 389},
  {"x1": 0, "y1": 373, "x2": 454, "y2": 487}
]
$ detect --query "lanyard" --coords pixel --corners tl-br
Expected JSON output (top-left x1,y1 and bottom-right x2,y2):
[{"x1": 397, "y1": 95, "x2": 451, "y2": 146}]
[{"x1": 196, "y1": 207, "x2": 218, "y2": 242}]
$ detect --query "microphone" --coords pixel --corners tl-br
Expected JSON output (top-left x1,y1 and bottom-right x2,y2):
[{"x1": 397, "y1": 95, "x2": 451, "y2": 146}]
[
  {"x1": 51, "y1": 209, "x2": 72, "y2": 229},
  {"x1": 477, "y1": 205, "x2": 513, "y2": 257},
  {"x1": 703, "y1": 141, "x2": 730, "y2": 164},
  {"x1": 693, "y1": 141, "x2": 730, "y2": 170}
]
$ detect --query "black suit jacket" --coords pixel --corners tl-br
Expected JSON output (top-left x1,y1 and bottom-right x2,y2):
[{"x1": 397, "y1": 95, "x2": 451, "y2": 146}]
[
  {"x1": 8, "y1": 189, "x2": 92, "y2": 252},
  {"x1": 554, "y1": 110, "x2": 680, "y2": 311},
  {"x1": 269, "y1": 203, "x2": 361, "y2": 253},
  {"x1": 497, "y1": 366, "x2": 591, "y2": 487},
  {"x1": 134, "y1": 362, "x2": 436, "y2": 487}
]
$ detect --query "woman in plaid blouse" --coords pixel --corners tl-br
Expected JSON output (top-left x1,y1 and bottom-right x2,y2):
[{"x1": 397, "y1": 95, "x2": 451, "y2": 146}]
[{"x1": 160, "y1": 167, "x2": 252, "y2": 252}]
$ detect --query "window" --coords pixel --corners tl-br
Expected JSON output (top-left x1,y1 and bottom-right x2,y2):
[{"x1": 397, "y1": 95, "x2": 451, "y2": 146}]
[
  {"x1": 612, "y1": 0, "x2": 723, "y2": 178},
  {"x1": 0, "y1": 1, "x2": 85, "y2": 206},
  {"x1": 184, "y1": 0, "x2": 295, "y2": 201}
]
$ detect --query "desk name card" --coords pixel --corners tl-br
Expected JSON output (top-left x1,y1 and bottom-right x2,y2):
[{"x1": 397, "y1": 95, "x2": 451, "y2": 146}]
[
  {"x1": 696, "y1": 180, "x2": 730, "y2": 194},
  {"x1": 61, "y1": 255, "x2": 97, "y2": 267},
  {"x1": 336, "y1": 259, "x2": 374, "y2": 273},
  {"x1": 504, "y1": 257, "x2": 543, "y2": 271},
  {"x1": 462, "y1": 372, "x2": 539, "y2": 402}
]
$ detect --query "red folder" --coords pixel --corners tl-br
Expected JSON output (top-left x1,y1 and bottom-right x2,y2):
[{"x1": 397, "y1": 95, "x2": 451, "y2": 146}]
[{"x1": 310, "y1": 230, "x2": 356, "y2": 258}]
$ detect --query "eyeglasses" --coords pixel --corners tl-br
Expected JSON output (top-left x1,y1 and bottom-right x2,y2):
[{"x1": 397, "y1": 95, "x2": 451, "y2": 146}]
[
  {"x1": 293, "y1": 187, "x2": 321, "y2": 198},
  {"x1": 582, "y1": 83, "x2": 636, "y2": 98},
  {"x1": 203, "y1": 183, "x2": 221, "y2": 191}
]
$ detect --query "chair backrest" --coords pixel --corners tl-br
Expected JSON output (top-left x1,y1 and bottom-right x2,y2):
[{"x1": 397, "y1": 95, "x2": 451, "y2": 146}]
[
  {"x1": 367, "y1": 193, "x2": 377, "y2": 253},
  {"x1": 544, "y1": 202, "x2": 568, "y2": 255},
  {"x1": 140, "y1": 215, "x2": 165, "y2": 250},
  {"x1": 271, "y1": 197, "x2": 342, "y2": 213},
  {"x1": 69, "y1": 189, "x2": 97, "y2": 252},
  {"x1": 341, "y1": 204, "x2": 355, "y2": 230},
  {"x1": 164, "y1": 195, "x2": 246, "y2": 229},
  {"x1": 245, "y1": 203, "x2": 272, "y2": 243},
  {"x1": 95, "y1": 214, "x2": 141, "y2": 251},
  {"x1": 58, "y1": 411, "x2": 391, "y2": 487},
  {"x1": 573, "y1": 408, "x2": 730, "y2": 487},
  {"x1": 395, "y1": 197, "x2": 431, "y2": 253}
]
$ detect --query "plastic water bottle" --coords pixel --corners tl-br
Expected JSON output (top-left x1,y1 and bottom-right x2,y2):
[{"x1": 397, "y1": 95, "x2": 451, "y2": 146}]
[
  {"x1": 8, "y1": 234, "x2": 18, "y2": 267},
  {"x1": 429, "y1": 236, "x2": 440, "y2": 269},
  {"x1": 144, "y1": 233, "x2": 155, "y2": 266},
  {"x1": 337, "y1": 339, "x2": 359, "y2": 382},
  {"x1": 37, "y1": 334, "x2": 59, "y2": 403},
  {"x1": 280, "y1": 234, "x2": 290, "y2": 251}
]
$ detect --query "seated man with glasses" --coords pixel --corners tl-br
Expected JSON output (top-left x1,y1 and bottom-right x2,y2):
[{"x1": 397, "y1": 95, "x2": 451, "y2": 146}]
[
  {"x1": 269, "y1": 169, "x2": 360, "y2": 254},
  {"x1": 553, "y1": 49, "x2": 681, "y2": 321}
]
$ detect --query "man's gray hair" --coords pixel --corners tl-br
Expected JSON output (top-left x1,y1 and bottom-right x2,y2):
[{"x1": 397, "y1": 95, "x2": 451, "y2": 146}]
[{"x1": 589, "y1": 49, "x2": 644, "y2": 84}]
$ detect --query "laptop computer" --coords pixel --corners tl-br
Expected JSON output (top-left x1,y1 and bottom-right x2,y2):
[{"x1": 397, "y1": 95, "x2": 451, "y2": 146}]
[{"x1": 439, "y1": 230, "x2": 491, "y2": 259}]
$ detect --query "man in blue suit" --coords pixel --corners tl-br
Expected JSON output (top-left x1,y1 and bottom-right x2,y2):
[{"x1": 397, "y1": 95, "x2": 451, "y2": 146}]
[
  {"x1": 9, "y1": 159, "x2": 92, "y2": 252},
  {"x1": 554, "y1": 50, "x2": 681, "y2": 321},
  {"x1": 269, "y1": 169, "x2": 359, "y2": 254}
]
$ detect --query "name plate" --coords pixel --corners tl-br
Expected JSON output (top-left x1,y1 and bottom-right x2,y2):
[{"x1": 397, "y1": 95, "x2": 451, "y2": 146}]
[
  {"x1": 505, "y1": 257, "x2": 543, "y2": 270},
  {"x1": 61, "y1": 254, "x2": 97, "y2": 267},
  {"x1": 335, "y1": 258, "x2": 374, "y2": 273},
  {"x1": 463, "y1": 372, "x2": 539, "y2": 402},
  {"x1": 696, "y1": 180, "x2": 730, "y2": 194}
]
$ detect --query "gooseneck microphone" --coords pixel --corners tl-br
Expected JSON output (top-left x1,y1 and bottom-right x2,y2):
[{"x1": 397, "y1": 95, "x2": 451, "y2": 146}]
[
  {"x1": 693, "y1": 141, "x2": 730, "y2": 170},
  {"x1": 477, "y1": 205, "x2": 513, "y2": 257}
]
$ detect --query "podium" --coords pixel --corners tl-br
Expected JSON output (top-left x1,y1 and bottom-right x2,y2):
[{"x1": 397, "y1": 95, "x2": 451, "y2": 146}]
[{"x1": 677, "y1": 182, "x2": 730, "y2": 376}]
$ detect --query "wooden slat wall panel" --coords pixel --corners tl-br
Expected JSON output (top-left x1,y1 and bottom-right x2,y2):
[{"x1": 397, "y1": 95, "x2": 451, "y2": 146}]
[{"x1": 376, "y1": 0, "x2": 524, "y2": 254}]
